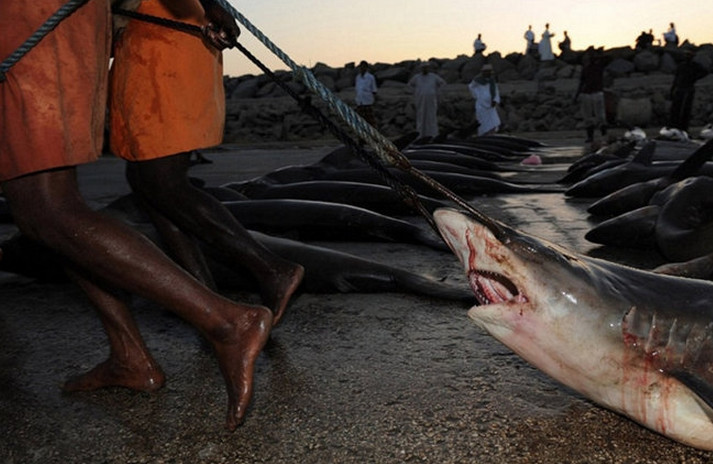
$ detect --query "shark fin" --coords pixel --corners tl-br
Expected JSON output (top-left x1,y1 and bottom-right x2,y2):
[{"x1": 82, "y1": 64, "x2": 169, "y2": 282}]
[
  {"x1": 668, "y1": 138, "x2": 713, "y2": 182},
  {"x1": 630, "y1": 141, "x2": 657, "y2": 166}
]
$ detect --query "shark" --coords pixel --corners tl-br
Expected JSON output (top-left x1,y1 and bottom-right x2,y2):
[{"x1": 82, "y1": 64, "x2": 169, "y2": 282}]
[{"x1": 433, "y1": 206, "x2": 713, "y2": 450}]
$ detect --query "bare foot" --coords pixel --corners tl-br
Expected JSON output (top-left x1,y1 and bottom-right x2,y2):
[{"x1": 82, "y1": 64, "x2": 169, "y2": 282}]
[
  {"x1": 261, "y1": 263, "x2": 304, "y2": 327},
  {"x1": 62, "y1": 357, "x2": 165, "y2": 392},
  {"x1": 208, "y1": 304, "x2": 272, "y2": 430}
]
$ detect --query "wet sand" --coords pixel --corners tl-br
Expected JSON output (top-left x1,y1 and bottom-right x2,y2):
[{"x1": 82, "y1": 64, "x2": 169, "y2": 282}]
[{"x1": 2, "y1": 134, "x2": 712, "y2": 463}]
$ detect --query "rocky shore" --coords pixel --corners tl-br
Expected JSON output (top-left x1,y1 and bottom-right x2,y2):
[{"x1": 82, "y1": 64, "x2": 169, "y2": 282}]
[{"x1": 222, "y1": 44, "x2": 713, "y2": 143}]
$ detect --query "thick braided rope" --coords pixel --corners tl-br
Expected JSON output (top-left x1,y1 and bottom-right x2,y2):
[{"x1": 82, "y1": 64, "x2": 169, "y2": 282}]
[
  {"x1": 0, "y1": 0, "x2": 90, "y2": 82},
  {"x1": 217, "y1": 1, "x2": 490, "y2": 224},
  {"x1": 213, "y1": 0, "x2": 408, "y2": 169}
]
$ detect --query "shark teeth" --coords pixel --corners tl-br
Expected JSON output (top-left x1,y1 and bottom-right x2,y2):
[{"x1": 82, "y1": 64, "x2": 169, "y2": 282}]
[{"x1": 468, "y1": 270, "x2": 525, "y2": 305}]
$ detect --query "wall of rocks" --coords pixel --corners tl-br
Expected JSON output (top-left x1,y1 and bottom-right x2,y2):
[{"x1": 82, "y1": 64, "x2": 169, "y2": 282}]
[{"x1": 222, "y1": 44, "x2": 713, "y2": 143}]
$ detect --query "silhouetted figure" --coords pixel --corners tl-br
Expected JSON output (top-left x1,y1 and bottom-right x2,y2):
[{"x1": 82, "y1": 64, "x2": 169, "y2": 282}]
[
  {"x1": 559, "y1": 30, "x2": 571, "y2": 53},
  {"x1": 524, "y1": 25, "x2": 538, "y2": 56},
  {"x1": 663, "y1": 22, "x2": 678, "y2": 48},
  {"x1": 473, "y1": 33, "x2": 487, "y2": 55},
  {"x1": 538, "y1": 23, "x2": 555, "y2": 61},
  {"x1": 635, "y1": 29, "x2": 654, "y2": 49},
  {"x1": 574, "y1": 47, "x2": 608, "y2": 143},
  {"x1": 669, "y1": 50, "x2": 708, "y2": 132}
]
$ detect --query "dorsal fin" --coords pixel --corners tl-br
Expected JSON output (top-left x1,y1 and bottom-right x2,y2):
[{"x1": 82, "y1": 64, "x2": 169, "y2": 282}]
[
  {"x1": 630, "y1": 141, "x2": 657, "y2": 165},
  {"x1": 669, "y1": 138, "x2": 713, "y2": 182}
]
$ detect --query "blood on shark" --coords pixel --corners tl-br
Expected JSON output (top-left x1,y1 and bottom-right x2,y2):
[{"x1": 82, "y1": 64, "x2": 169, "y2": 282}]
[{"x1": 433, "y1": 207, "x2": 713, "y2": 450}]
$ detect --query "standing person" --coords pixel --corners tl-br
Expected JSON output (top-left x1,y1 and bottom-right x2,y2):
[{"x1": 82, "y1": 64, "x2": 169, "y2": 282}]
[
  {"x1": 538, "y1": 23, "x2": 555, "y2": 61},
  {"x1": 559, "y1": 30, "x2": 571, "y2": 54},
  {"x1": 473, "y1": 33, "x2": 487, "y2": 55},
  {"x1": 574, "y1": 47, "x2": 608, "y2": 143},
  {"x1": 663, "y1": 22, "x2": 678, "y2": 48},
  {"x1": 524, "y1": 25, "x2": 537, "y2": 56},
  {"x1": 354, "y1": 60, "x2": 378, "y2": 126},
  {"x1": 0, "y1": 0, "x2": 295, "y2": 431},
  {"x1": 468, "y1": 64, "x2": 501, "y2": 136},
  {"x1": 635, "y1": 30, "x2": 653, "y2": 50},
  {"x1": 669, "y1": 49, "x2": 708, "y2": 132},
  {"x1": 407, "y1": 63, "x2": 447, "y2": 139}
]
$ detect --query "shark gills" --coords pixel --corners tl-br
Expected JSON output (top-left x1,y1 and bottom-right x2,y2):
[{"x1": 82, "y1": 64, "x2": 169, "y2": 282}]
[{"x1": 434, "y1": 207, "x2": 713, "y2": 450}]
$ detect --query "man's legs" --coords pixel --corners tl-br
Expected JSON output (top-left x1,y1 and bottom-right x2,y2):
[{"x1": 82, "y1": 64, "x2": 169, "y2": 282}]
[
  {"x1": 3, "y1": 168, "x2": 272, "y2": 429},
  {"x1": 125, "y1": 152, "x2": 304, "y2": 326},
  {"x1": 62, "y1": 268, "x2": 166, "y2": 392}
]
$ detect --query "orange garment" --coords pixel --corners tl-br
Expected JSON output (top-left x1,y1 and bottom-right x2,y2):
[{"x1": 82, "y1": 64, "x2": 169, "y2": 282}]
[
  {"x1": 109, "y1": 0, "x2": 225, "y2": 161},
  {"x1": 0, "y1": 0, "x2": 111, "y2": 182}
]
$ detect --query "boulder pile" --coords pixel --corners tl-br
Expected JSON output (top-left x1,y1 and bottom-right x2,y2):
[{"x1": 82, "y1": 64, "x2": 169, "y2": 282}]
[{"x1": 223, "y1": 44, "x2": 713, "y2": 143}]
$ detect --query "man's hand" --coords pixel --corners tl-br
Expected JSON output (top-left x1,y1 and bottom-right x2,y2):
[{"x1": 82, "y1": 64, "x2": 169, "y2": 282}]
[{"x1": 199, "y1": 0, "x2": 239, "y2": 50}]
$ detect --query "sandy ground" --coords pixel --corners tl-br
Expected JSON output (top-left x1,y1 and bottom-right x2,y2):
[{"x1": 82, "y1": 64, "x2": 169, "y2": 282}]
[{"x1": 2, "y1": 133, "x2": 713, "y2": 463}]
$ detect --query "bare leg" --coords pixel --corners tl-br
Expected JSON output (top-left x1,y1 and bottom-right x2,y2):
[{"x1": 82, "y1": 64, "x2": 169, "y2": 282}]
[
  {"x1": 63, "y1": 268, "x2": 165, "y2": 392},
  {"x1": 126, "y1": 153, "x2": 304, "y2": 326},
  {"x1": 3, "y1": 168, "x2": 271, "y2": 428},
  {"x1": 138, "y1": 197, "x2": 217, "y2": 289}
]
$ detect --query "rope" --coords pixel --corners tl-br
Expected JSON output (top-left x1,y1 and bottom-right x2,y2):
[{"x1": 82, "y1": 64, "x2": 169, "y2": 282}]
[
  {"x1": 212, "y1": 0, "x2": 500, "y2": 231},
  {"x1": 112, "y1": 8, "x2": 436, "y2": 226},
  {"x1": 0, "y1": 0, "x2": 91, "y2": 82},
  {"x1": 114, "y1": 4, "x2": 501, "y2": 234},
  {"x1": 208, "y1": 0, "x2": 407, "y2": 170},
  {"x1": 2, "y1": 0, "x2": 502, "y2": 234}
]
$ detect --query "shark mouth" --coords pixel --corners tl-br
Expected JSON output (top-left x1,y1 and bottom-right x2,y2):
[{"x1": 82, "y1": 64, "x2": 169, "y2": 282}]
[{"x1": 468, "y1": 269, "x2": 526, "y2": 305}]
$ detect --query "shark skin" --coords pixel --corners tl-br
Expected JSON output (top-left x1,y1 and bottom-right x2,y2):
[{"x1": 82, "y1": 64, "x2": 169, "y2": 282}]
[{"x1": 433, "y1": 207, "x2": 713, "y2": 450}]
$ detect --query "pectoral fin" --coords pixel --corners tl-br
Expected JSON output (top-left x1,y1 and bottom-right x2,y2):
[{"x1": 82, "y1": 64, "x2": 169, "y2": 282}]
[{"x1": 670, "y1": 370, "x2": 713, "y2": 411}]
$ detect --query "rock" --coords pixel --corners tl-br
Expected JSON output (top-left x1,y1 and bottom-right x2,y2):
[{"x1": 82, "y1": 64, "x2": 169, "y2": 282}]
[
  {"x1": 617, "y1": 97, "x2": 653, "y2": 126},
  {"x1": 220, "y1": 44, "x2": 712, "y2": 143},
  {"x1": 633, "y1": 50, "x2": 660, "y2": 73},
  {"x1": 374, "y1": 66, "x2": 411, "y2": 84},
  {"x1": 229, "y1": 77, "x2": 262, "y2": 99},
  {"x1": 659, "y1": 53, "x2": 678, "y2": 74},
  {"x1": 516, "y1": 54, "x2": 539, "y2": 80},
  {"x1": 606, "y1": 58, "x2": 635, "y2": 77}
]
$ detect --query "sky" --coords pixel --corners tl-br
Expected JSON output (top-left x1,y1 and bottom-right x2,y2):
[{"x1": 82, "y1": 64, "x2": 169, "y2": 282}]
[{"x1": 223, "y1": 0, "x2": 712, "y2": 78}]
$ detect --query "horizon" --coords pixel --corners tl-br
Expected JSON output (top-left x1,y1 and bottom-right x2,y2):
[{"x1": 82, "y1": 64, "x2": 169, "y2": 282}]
[{"x1": 222, "y1": 0, "x2": 712, "y2": 78}]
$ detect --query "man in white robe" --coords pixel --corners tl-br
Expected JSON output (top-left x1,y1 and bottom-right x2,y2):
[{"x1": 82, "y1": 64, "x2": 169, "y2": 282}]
[
  {"x1": 468, "y1": 64, "x2": 501, "y2": 136},
  {"x1": 354, "y1": 60, "x2": 378, "y2": 126},
  {"x1": 407, "y1": 63, "x2": 446, "y2": 138},
  {"x1": 473, "y1": 33, "x2": 486, "y2": 55},
  {"x1": 524, "y1": 25, "x2": 537, "y2": 55},
  {"x1": 663, "y1": 22, "x2": 678, "y2": 48},
  {"x1": 538, "y1": 23, "x2": 555, "y2": 61}
]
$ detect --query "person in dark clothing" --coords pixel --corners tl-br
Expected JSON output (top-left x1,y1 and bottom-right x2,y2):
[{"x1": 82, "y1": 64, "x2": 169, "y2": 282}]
[
  {"x1": 669, "y1": 50, "x2": 708, "y2": 132},
  {"x1": 574, "y1": 47, "x2": 608, "y2": 143},
  {"x1": 558, "y1": 30, "x2": 571, "y2": 54},
  {"x1": 635, "y1": 29, "x2": 654, "y2": 49}
]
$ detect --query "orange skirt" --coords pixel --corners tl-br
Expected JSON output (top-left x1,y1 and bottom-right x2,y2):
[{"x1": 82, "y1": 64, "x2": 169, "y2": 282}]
[
  {"x1": 109, "y1": 0, "x2": 225, "y2": 161},
  {"x1": 0, "y1": 0, "x2": 111, "y2": 182}
]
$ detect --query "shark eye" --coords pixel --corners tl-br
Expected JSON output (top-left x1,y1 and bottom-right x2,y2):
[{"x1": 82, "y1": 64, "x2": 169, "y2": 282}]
[{"x1": 469, "y1": 270, "x2": 521, "y2": 305}]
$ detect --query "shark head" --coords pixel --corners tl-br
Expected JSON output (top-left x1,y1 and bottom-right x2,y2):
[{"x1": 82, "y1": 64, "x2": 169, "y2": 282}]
[
  {"x1": 434, "y1": 207, "x2": 713, "y2": 450},
  {"x1": 433, "y1": 207, "x2": 615, "y2": 350}
]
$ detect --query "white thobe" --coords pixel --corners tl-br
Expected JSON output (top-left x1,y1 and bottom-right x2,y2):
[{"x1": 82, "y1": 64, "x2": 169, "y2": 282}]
[
  {"x1": 355, "y1": 72, "x2": 377, "y2": 106},
  {"x1": 468, "y1": 79, "x2": 501, "y2": 136},
  {"x1": 539, "y1": 30, "x2": 555, "y2": 61},
  {"x1": 407, "y1": 72, "x2": 446, "y2": 137},
  {"x1": 524, "y1": 29, "x2": 535, "y2": 53}
]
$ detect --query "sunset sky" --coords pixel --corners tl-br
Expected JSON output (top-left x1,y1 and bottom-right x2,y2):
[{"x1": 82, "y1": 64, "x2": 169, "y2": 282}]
[{"x1": 223, "y1": 0, "x2": 712, "y2": 77}]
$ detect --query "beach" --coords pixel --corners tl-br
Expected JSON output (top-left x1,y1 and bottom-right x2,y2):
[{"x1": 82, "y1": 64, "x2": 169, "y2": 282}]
[{"x1": 2, "y1": 131, "x2": 713, "y2": 463}]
